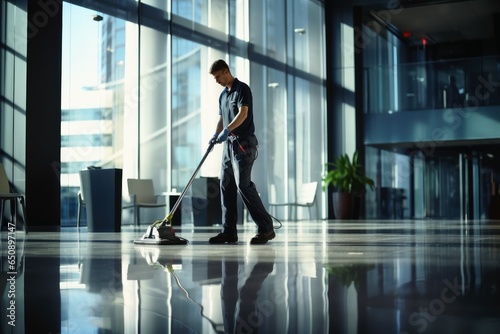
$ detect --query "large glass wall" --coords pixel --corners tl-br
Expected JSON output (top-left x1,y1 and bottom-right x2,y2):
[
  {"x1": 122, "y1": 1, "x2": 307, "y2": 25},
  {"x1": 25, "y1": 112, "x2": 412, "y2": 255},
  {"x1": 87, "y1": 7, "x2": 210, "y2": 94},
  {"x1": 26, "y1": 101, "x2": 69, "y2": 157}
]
[
  {"x1": 61, "y1": 2, "x2": 139, "y2": 226},
  {"x1": 0, "y1": 0, "x2": 27, "y2": 218},
  {"x1": 60, "y1": 0, "x2": 326, "y2": 225},
  {"x1": 249, "y1": 0, "x2": 326, "y2": 218}
]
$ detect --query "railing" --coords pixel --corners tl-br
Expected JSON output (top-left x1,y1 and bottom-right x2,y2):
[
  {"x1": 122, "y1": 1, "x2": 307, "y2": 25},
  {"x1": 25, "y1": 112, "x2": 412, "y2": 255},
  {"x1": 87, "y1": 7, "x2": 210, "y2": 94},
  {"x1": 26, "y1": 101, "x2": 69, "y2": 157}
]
[{"x1": 364, "y1": 55, "x2": 500, "y2": 114}]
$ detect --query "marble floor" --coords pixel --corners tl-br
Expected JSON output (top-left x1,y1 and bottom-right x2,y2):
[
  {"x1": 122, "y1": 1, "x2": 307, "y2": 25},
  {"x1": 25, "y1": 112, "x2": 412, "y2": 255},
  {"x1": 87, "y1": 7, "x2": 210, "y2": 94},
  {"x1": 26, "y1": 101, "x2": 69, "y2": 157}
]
[{"x1": 1, "y1": 219, "x2": 500, "y2": 334}]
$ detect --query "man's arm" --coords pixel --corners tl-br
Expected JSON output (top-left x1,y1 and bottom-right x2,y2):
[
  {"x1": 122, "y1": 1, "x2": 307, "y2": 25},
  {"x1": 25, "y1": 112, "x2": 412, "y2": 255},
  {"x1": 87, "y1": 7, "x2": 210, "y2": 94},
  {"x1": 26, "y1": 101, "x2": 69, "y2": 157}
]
[
  {"x1": 215, "y1": 106, "x2": 248, "y2": 143},
  {"x1": 226, "y1": 106, "x2": 248, "y2": 132},
  {"x1": 215, "y1": 115, "x2": 224, "y2": 133}
]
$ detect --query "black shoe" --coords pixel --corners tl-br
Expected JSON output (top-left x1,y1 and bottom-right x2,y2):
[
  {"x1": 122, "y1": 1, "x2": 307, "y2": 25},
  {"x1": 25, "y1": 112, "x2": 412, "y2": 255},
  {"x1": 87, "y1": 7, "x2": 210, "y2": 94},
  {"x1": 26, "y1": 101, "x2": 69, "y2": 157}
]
[
  {"x1": 209, "y1": 233, "x2": 238, "y2": 244},
  {"x1": 250, "y1": 230, "x2": 276, "y2": 244}
]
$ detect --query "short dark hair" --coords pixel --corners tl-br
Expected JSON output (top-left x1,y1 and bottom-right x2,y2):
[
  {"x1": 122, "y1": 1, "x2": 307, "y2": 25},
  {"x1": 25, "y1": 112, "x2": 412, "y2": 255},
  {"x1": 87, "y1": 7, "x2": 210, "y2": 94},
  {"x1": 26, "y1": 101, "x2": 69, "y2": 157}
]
[{"x1": 209, "y1": 59, "x2": 229, "y2": 74}]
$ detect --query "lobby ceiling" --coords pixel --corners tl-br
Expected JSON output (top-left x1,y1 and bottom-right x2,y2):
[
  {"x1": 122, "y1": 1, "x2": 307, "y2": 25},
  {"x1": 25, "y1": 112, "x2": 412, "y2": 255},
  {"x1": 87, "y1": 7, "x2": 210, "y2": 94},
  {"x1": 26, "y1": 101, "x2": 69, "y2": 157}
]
[{"x1": 361, "y1": 0, "x2": 500, "y2": 45}]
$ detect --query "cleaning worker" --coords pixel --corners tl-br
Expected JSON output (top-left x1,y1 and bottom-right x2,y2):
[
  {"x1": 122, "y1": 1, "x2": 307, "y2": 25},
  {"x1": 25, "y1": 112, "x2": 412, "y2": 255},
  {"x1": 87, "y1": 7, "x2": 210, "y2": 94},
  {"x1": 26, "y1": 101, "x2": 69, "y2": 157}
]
[{"x1": 207, "y1": 59, "x2": 275, "y2": 245}]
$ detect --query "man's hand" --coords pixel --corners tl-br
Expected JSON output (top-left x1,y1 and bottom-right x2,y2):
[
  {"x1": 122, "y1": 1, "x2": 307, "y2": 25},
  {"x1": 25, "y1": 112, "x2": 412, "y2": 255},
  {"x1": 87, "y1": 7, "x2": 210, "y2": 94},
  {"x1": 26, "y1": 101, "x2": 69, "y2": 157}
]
[
  {"x1": 216, "y1": 127, "x2": 231, "y2": 143},
  {"x1": 209, "y1": 133, "x2": 218, "y2": 145}
]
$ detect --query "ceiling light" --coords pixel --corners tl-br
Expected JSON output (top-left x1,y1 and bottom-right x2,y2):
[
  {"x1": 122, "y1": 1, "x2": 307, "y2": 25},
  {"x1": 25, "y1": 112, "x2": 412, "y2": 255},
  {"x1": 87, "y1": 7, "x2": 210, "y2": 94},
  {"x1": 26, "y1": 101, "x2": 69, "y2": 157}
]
[{"x1": 268, "y1": 82, "x2": 279, "y2": 88}]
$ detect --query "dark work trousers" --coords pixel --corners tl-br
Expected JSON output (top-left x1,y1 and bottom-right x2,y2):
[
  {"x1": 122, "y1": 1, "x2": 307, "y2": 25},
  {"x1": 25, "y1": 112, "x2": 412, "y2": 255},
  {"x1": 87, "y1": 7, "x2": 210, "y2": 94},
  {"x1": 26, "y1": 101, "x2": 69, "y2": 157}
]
[{"x1": 220, "y1": 134, "x2": 273, "y2": 235}]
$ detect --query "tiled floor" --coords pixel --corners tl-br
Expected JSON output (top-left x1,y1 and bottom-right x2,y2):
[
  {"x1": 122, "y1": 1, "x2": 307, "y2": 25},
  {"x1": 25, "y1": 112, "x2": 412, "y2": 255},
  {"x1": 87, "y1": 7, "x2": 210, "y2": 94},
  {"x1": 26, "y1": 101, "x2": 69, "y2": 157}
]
[{"x1": 1, "y1": 219, "x2": 500, "y2": 334}]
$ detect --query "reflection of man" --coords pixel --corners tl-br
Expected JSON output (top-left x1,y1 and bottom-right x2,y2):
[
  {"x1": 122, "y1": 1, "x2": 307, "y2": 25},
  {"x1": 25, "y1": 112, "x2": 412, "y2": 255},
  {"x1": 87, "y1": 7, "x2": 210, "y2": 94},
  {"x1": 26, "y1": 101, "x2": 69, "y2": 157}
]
[
  {"x1": 447, "y1": 75, "x2": 462, "y2": 108},
  {"x1": 221, "y1": 251, "x2": 276, "y2": 333}
]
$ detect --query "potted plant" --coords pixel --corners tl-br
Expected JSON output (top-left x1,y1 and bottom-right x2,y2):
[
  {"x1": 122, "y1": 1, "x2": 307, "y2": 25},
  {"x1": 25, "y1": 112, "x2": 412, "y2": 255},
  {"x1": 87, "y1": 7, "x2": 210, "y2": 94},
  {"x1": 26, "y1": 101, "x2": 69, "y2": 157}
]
[{"x1": 322, "y1": 151, "x2": 375, "y2": 219}]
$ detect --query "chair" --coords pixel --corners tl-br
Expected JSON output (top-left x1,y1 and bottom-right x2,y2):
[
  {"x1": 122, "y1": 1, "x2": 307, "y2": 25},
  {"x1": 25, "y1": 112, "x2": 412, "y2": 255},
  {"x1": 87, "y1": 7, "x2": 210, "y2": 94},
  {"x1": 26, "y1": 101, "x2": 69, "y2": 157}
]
[
  {"x1": 123, "y1": 179, "x2": 167, "y2": 226},
  {"x1": 0, "y1": 163, "x2": 27, "y2": 233},
  {"x1": 268, "y1": 182, "x2": 318, "y2": 220}
]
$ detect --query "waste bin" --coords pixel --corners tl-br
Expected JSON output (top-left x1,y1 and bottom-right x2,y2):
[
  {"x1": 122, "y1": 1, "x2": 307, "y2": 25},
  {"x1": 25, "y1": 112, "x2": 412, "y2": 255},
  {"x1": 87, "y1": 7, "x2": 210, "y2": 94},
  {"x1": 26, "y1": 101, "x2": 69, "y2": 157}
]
[
  {"x1": 80, "y1": 168, "x2": 122, "y2": 232},
  {"x1": 192, "y1": 177, "x2": 221, "y2": 226},
  {"x1": 191, "y1": 177, "x2": 244, "y2": 225},
  {"x1": 164, "y1": 192, "x2": 182, "y2": 226}
]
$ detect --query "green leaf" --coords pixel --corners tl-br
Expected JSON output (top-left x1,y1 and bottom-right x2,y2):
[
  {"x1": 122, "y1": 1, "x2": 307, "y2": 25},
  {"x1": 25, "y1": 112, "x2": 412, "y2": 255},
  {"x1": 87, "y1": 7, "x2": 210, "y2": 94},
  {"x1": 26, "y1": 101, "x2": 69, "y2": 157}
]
[{"x1": 322, "y1": 150, "x2": 375, "y2": 193}]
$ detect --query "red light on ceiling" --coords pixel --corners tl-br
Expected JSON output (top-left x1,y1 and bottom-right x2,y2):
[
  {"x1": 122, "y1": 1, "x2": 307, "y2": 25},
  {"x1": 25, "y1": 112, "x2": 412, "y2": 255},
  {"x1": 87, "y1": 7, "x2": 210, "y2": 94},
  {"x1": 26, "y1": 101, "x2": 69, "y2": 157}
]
[
  {"x1": 422, "y1": 38, "x2": 427, "y2": 46},
  {"x1": 403, "y1": 31, "x2": 411, "y2": 38}
]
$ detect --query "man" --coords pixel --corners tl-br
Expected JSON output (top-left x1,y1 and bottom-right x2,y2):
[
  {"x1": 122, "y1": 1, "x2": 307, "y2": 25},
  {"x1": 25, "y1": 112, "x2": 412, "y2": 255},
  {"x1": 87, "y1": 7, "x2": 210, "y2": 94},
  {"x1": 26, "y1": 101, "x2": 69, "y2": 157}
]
[
  {"x1": 208, "y1": 59, "x2": 275, "y2": 245},
  {"x1": 446, "y1": 75, "x2": 462, "y2": 108}
]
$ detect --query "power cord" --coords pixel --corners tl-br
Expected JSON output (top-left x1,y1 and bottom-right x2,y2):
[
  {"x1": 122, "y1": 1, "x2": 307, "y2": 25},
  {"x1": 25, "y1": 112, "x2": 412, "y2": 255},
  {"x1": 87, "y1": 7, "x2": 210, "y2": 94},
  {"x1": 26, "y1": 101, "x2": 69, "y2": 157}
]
[{"x1": 167, "y1": 264, "x2": 223, "y2": 334}]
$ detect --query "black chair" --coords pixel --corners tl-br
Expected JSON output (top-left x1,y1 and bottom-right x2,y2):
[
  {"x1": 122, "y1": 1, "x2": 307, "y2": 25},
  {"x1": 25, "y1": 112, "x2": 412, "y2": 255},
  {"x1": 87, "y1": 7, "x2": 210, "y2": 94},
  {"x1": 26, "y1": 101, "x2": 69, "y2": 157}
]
[{"x1": 0, "y1": 163, "x2": 27, "y2": 233}]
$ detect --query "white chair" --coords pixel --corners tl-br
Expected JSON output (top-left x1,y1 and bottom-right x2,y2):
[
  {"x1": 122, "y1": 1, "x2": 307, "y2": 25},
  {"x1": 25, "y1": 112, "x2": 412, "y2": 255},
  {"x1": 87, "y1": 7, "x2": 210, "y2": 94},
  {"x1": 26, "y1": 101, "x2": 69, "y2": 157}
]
[
  {"x1": 123, "y1": 179, "x2": 166, "y2": 226},
  {"x1": 0, "y1": 163, "x2": 27, "y2": 232},
  {"x1": 268, "y1": 182, "x2": 318, "y2": 220}
]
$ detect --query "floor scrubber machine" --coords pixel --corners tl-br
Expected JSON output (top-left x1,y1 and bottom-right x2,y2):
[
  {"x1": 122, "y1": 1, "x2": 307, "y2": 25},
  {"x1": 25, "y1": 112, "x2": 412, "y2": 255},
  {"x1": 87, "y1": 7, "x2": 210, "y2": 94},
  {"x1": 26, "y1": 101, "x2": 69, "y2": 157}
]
[{"x1": 134, "y1": 141, "x2": 216, "y2": 245}]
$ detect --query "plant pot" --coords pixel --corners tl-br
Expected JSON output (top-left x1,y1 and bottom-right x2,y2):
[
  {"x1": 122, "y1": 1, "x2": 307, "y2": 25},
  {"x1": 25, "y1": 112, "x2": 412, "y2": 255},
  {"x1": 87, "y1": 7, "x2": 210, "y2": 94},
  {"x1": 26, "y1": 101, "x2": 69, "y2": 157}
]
[{"x1": 332, "y1": 192, "x2": 354, "y2": 219}]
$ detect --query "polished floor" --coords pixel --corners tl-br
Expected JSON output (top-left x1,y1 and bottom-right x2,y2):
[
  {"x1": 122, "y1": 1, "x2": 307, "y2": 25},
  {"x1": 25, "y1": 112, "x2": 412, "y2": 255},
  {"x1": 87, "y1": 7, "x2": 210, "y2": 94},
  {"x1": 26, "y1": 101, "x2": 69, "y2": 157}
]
[{"x1": 1, "y1": 219, "x2": 500, "y2": 334}]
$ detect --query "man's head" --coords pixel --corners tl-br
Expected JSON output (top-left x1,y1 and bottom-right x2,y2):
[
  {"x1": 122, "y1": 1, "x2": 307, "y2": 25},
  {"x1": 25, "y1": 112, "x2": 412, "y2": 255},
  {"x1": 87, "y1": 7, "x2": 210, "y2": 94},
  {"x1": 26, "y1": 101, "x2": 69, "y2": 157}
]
[{"x1": 210, "y1": 59, "x2": 233, "y2": 87}]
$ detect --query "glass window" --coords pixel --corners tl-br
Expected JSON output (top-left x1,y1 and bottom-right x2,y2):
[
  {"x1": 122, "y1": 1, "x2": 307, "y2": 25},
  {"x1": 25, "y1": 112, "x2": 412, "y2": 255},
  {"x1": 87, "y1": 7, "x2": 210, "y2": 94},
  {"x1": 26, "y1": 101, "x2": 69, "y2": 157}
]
[
  {"x1": 61, "y1": 2, "x2": 138, "y2": 226},
  {"x1": 171, "y1": 36, "x2": 225, "y2": 188},
  {"x1": 229, "y1": 0, "x2": 249, "y2": 42},
  {"x1": 173, "y1": 0, "x2": 227, "y2": 33},
  {"x1": 137, "y1": 23, "x2": 168, "y2": 188},
  {"x1": 249, "y1": 0, "x2": 286, "y2": 62},
  {"x1": 255, "y1": 0, "x2": 325, "y2": 219},
  {"x1": 0, "y1": 1, "x2": 27, "y2": 196},
  {"x1": 291, "y1": 0, "x2": 324, "y2": 77},
  {"x1": 254, "y1": 65, "x2": 288, "y2": 208}
]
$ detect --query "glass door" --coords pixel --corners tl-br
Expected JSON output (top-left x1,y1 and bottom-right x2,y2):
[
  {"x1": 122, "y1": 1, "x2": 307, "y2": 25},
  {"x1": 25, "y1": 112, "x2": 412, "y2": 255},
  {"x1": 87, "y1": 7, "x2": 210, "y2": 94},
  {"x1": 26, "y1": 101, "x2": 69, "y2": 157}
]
[
  {"x1": 423, "y1": 154, "x2": 460, "y2": 219},
  {"x1": 421, "y1": 149, "x2": 494, "y2": 220}
]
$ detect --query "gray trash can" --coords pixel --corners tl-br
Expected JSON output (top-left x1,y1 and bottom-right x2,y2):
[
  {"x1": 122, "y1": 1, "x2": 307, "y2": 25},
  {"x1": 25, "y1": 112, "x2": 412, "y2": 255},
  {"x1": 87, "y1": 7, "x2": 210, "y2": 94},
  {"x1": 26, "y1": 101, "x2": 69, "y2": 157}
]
[
  {"x1": 192, "y1": 177, "x2": 221, "y2": 226},
  {"x1": 80, "y1": 168, "x2": 122, "y2": 232}
]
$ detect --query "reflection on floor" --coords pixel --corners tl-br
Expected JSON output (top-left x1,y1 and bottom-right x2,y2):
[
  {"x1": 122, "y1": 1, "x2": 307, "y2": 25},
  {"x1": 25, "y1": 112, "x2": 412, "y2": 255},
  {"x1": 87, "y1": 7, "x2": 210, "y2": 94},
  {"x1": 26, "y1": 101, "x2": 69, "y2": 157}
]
[{"x1": 1, "y1": 220, "x2": 500, "y2": 334}]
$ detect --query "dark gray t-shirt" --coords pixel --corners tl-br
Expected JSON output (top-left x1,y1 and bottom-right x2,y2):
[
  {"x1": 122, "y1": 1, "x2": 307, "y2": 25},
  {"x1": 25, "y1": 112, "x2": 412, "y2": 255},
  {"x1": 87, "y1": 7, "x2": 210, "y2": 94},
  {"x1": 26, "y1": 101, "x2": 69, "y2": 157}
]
[{"x1": 218, "y1": 78, "x2": 255, "y2": 137}]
